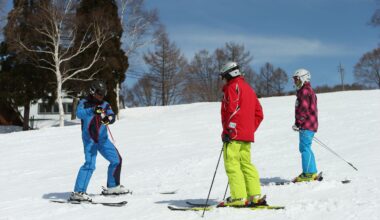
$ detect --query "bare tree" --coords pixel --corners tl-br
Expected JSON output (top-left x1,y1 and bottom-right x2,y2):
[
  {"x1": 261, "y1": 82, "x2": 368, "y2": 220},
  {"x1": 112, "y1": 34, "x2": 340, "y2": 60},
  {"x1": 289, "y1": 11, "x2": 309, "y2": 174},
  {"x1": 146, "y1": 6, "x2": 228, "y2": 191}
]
[
  {"x1": 223, "y1": 42, "x2": 253, "y2": 69},
  {"x1": 118, "y1": 0, "x2": 159, "y2": 57},
  {"x1": 371, "y1": 0, "x2": 380, "y2": 27},
  {"x1": 117, "y1": 0, "x2": 159, "y2": 109},
  {"x1": 0, "y1": 0, "x2": 7, "y2": 41},
  {"x1": 354, "y1": 47, "x2": 380, "y2": 88},
  {"x1": 184, "y1": 49, "x2": 221, "y2": 102},
  {"x1": 271, "y1": 67, "x2": 288, "y2": 95},
  {"x1": 14, "y1": 1, "x2": 110, "y2": 126},
  {"x1": 126, "y1": 74, "x2": 157, "y2": 106},
  {"x1": 258, "y1": 62, "x2": 275, "y2": 96},
  {"x1": 182, "y1": 42, "x2": 256, "y2": 103},
  {"x1": 0, "y1": 0, "x2": 7, "y2": 36},
  {"x1": 143, "y1": 27, "x2": 187, "y2": 106},
  {"x1": 221, "y1": 42, "x2": 256, "y2": 85}
]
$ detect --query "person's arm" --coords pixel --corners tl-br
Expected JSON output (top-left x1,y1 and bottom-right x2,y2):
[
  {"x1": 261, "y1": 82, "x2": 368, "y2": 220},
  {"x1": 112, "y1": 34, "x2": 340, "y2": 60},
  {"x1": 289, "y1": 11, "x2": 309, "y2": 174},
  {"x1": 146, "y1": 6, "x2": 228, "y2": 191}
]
[
  {"x1": 254, "y1": 95, "x2": 264, "y2": 131},
  {"x1": 222, "y1": 84, "x2": 240, "y2": 138},
  {"x1": 76, "y1": 99, "x2": 94, "y2": 119},
  {"x1": 102, "y1": 103, "x2": 116, "y2": 125}
]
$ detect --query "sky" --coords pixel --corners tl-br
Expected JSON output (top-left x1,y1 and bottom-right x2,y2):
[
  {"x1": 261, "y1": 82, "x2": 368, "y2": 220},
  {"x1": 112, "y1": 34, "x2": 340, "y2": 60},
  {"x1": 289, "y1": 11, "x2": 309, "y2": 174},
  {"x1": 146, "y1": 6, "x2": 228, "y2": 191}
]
[
  {"x1": 1, "y1": 1, "x2": 378, "y2": 90},
  {"x1": 143, "y1": 0, "x2": 379, "y2": 88}
]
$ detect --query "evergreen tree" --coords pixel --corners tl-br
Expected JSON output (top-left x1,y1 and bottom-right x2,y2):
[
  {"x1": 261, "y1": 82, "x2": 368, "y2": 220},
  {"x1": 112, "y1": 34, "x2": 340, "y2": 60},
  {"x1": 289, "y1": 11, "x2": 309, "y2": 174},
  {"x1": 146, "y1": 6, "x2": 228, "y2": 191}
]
[
  {"x1": 74, "y1": 0, "x2": 128, "y2": 115},
  {"x1": 0, "y1": 0, "x2": 54, "y2": 130}
]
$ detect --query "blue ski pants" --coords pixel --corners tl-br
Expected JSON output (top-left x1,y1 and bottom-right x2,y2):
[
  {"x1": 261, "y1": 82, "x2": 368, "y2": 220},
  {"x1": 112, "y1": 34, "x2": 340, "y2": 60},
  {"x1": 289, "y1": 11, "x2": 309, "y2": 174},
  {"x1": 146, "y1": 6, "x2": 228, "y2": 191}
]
[
  {"x1": 299, "y1": 129, "x2": 317, "y2": 174},
  {"x1": 74, "y1": 139, "x2": 122, "y2": 192}
]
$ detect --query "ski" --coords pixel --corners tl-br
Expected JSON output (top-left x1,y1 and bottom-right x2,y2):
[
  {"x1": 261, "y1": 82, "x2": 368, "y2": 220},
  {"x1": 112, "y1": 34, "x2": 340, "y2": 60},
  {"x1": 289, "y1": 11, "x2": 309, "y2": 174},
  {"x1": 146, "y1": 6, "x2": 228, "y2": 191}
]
[
  {"x1": 168, "y1": 205, "x2": 284, "y2": 211},
  {"x1": 272, "y1": 179, "x2": 351, "y2": 185},
  {"x1": 292, "y1": 171, "x2": 323, "y2": 183},
  {"x1": 168, "y1": 205, "x2": 213, "y2": 211},
  {"x1": 186, "y1": 201, "x2": 213, "y2": 207},
  {"x1": 50, "y1": 199, "x2": 127, "y2": 207},
  {"x1": 92, "y1": 189, "x2": 133, "y2": 197},
  {"x1": 264, "y1": 172, "x2": 351, "y2": 186}
]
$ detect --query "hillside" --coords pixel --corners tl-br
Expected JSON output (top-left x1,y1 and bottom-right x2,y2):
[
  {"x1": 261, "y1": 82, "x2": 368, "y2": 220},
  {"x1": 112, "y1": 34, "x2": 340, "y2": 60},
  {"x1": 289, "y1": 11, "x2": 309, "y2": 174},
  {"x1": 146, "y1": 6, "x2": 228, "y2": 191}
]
[{"x1": 0, "y1": 90, "x2": 379, "y2": 220}]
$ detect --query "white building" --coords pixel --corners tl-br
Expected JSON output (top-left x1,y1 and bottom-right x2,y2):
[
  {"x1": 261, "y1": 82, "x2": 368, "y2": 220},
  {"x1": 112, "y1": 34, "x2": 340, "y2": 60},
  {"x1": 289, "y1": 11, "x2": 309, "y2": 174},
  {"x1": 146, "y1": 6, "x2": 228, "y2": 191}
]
[
  {"x1": 18, "y1": 95, "x2": 77, "y2": 129},
  {"x1": 17, "y1": 92, "x2": 124, "y2": 129}
]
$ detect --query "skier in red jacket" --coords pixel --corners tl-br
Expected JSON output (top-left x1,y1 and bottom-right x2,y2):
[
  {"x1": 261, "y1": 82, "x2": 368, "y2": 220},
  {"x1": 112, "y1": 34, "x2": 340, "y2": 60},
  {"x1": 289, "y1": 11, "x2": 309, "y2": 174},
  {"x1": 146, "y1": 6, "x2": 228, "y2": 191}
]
[{"x1": 218, "y1": 61, "x2": 266, "y2": 207}]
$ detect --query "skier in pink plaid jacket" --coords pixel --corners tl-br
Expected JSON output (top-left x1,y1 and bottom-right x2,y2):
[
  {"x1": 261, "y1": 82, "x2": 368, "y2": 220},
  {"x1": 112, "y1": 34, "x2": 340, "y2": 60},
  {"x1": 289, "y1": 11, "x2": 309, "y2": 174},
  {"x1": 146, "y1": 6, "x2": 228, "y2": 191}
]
[{"x1": 292, "y1": 68, "x2": 319, "y2": 182}]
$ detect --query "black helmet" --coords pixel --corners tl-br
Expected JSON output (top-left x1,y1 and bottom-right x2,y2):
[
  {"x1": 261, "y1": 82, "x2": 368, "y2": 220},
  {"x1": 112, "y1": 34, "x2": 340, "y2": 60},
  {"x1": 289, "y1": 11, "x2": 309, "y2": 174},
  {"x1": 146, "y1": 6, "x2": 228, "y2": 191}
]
[{"x1": 89, "y1": 80, "x2": 107, "y2": 96}]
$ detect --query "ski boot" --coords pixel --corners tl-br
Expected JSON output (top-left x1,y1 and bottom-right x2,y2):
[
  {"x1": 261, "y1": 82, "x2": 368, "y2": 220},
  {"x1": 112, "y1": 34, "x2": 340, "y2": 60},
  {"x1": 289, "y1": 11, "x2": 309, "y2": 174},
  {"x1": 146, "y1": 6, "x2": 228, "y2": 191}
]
[
  {"x1": 248, "y1": 195, "x2": 268, "y2": 207},
  {"x1": 217, "y1": 197, "x2": 248, "y2": 207},
  {"x1": 69, "y1": 192, "x2": 92, "y2": 202},
  {"x1": 102, "y1": 185, "x2": 129, "y2": 195},
  {"x1": 293, "y1": 173, "x2": 319, "y2": 183}
]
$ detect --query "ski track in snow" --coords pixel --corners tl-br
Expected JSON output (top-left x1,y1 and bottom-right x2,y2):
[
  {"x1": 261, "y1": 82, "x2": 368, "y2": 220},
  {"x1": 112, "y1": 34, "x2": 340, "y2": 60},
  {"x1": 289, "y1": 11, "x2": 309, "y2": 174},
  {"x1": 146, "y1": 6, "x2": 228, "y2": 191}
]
[{"x1": 0, "y1": 90, "x2": 379, "y2": 220}]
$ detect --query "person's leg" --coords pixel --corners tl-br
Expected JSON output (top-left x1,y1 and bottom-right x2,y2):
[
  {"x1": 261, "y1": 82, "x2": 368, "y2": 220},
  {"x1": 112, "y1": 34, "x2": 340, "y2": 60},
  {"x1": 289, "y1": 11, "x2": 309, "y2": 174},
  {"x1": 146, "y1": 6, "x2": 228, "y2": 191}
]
[
  {"x1": 223, "y1": 141, "x2": 247, "y2": 200},
  {"x1": 299, "y1": 130, "x2": 317, "y2": 174},
  {"x1": 240, "y1": 142, "x2": 261, "y2": 199},
  {"x1": 74, "y1": 141, "x2": 98, "y2": 192},
  {"x1": 98, "y1": 139, "x2": 122, "y2": 187}
]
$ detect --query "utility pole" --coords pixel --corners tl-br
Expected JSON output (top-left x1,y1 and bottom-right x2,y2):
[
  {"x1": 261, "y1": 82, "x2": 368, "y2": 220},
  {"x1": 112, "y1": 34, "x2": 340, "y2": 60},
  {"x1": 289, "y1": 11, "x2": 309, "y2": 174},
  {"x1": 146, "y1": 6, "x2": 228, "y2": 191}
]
[{"x1": 338, "y1": 63, "x2": 345, "y2": 91}]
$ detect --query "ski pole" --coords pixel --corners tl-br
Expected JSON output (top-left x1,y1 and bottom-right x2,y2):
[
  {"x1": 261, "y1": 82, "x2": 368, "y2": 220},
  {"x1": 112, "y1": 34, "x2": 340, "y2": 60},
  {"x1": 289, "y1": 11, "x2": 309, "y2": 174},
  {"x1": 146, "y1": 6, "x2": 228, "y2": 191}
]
[
  {"x1": 202, "y1": 144, "x2": 225, "y2": 217},
  {"x1": 222, "y1": 182, "x2": 229, "y2": 200},
  {"x1": 106, "y1": 125, "x2": 116, "y2": 144},
  {"x1": 313, "y1": 136, "x2": 358, "y2": 171}
]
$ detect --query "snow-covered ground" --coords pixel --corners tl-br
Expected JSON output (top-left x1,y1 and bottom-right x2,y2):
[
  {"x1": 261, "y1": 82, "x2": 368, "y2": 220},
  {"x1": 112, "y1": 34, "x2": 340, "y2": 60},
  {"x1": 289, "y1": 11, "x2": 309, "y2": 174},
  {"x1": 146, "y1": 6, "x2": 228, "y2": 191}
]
[{"x1": 0, "y1": 90, "x2": 379, "y2": 220}]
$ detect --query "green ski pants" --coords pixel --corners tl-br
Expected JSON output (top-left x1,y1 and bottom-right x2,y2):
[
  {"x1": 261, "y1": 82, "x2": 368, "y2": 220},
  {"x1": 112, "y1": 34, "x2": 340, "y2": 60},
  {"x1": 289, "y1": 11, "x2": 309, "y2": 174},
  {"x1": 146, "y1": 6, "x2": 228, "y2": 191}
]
[{"x1": 223, "y1": 140, "x2": 261, "y2": 200}]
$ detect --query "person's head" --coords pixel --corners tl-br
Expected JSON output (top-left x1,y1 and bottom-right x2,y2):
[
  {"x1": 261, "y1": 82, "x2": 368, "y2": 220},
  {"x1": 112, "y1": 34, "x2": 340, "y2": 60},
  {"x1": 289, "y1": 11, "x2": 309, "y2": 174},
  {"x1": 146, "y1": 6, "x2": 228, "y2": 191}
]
[
  {"x1": 293, "y1": 68, "x2": 311, "y2": 90},
  {"x1": 89, "y1": 80, "x2": 107, "y2": 101},
  {"x1": 220, "y1": 61, "x2": 242, "y2": 81}
]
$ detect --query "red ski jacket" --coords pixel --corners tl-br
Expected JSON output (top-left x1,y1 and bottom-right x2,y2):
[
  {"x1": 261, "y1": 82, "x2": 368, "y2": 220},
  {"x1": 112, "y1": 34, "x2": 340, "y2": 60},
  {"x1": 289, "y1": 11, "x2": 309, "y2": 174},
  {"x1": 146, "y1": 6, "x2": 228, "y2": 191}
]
[
  {"x1": 221, "y1": 76, "x2": 264, "y2": 142},
  {"x1": 295, "y1": 82, "x2": 318, "y2": 132}
]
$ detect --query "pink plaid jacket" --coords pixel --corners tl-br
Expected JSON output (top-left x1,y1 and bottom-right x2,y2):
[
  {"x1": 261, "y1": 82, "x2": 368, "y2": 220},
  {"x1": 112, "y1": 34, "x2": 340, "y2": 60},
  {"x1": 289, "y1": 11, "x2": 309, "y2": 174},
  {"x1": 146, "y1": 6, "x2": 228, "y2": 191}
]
[{"x1": 295, "y1": 82, "x2": 318, "y2": 132}]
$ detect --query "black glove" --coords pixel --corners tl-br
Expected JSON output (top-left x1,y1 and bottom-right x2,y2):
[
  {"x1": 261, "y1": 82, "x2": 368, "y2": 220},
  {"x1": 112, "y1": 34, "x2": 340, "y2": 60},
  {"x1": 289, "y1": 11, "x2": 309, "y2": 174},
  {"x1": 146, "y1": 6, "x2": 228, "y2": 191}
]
[
  {"x1": 222, "y1": 134, "x2": 231, "y2": 143},
  {"x1": 101, "y1": 116, "x2": 110, "y2": 125},
  {"x1": 94, "y1": 106, "x2": 103, "y2": 115}
]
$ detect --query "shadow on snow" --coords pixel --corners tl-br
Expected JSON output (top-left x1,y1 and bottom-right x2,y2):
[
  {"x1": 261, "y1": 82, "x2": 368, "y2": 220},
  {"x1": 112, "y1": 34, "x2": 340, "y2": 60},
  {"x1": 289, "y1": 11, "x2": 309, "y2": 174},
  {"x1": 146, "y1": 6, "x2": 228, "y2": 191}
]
[
  {"x1": 42, "y1": 192, "x2": 71, "y2": 200},
  {"x1": 260, "y1": 177, "x2": 290, "y2": 185},
  {"x1": 155, "y1": 198, "x2": 219, "y2": 207}
]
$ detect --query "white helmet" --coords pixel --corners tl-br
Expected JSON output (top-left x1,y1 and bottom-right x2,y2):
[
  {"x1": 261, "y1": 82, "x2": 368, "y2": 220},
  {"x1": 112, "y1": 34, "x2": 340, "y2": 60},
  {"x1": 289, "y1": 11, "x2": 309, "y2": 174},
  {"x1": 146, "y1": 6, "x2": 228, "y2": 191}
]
[
  {"x1": 293, "y1": 68, "x2": 311, "y2": 90},
  {"x1": 220, "y1": 61, "x2": 241, "y2": 79}
]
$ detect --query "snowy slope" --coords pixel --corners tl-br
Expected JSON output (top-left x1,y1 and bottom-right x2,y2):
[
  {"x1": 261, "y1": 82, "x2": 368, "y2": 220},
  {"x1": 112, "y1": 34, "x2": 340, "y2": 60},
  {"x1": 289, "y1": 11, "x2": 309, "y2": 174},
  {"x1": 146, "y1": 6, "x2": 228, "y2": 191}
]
[{"x1": 0, "y1": 90, "x2": 379, "y2": 220}]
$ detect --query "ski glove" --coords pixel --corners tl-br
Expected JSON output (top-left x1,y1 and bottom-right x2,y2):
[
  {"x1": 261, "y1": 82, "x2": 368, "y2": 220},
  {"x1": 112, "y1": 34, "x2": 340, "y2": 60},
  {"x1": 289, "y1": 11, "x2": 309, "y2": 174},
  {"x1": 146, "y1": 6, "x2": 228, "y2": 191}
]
[
  {"x1": 222, "y1": 134, "x2": 231, "y2": 143},
  {"x1": 101, "y1": 116, "x2": 111, "y2": 125},
  {"x1": 292, "y1": 124, "x2": 300, "y2": 132},
  {"x1": 94, "y1": 106, "x2": 104, "y2": 115}
]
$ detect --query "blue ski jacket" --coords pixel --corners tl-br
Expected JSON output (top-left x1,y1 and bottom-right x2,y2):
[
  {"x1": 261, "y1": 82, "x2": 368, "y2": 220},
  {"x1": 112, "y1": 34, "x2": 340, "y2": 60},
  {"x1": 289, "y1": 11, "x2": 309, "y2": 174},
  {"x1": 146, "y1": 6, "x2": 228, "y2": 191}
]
[{"x1": 77, "y1": 95, "x2": 115, "y2": 143}]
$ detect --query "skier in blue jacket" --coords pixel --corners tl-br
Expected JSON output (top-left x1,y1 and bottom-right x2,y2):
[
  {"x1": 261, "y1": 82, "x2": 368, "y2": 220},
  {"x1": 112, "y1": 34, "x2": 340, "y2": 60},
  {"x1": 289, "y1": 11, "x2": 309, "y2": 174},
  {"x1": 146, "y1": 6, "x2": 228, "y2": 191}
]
[{"x1": 70, "y1": 80, "x2": 127, "y2": 202}]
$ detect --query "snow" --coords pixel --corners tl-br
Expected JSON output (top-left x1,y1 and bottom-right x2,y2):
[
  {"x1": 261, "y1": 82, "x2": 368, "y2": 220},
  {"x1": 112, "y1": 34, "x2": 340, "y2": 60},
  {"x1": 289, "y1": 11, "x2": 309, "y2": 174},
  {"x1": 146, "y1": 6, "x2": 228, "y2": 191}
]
[{"x1": 1, "y1": 90, "x2": 380, "y2": 220}]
